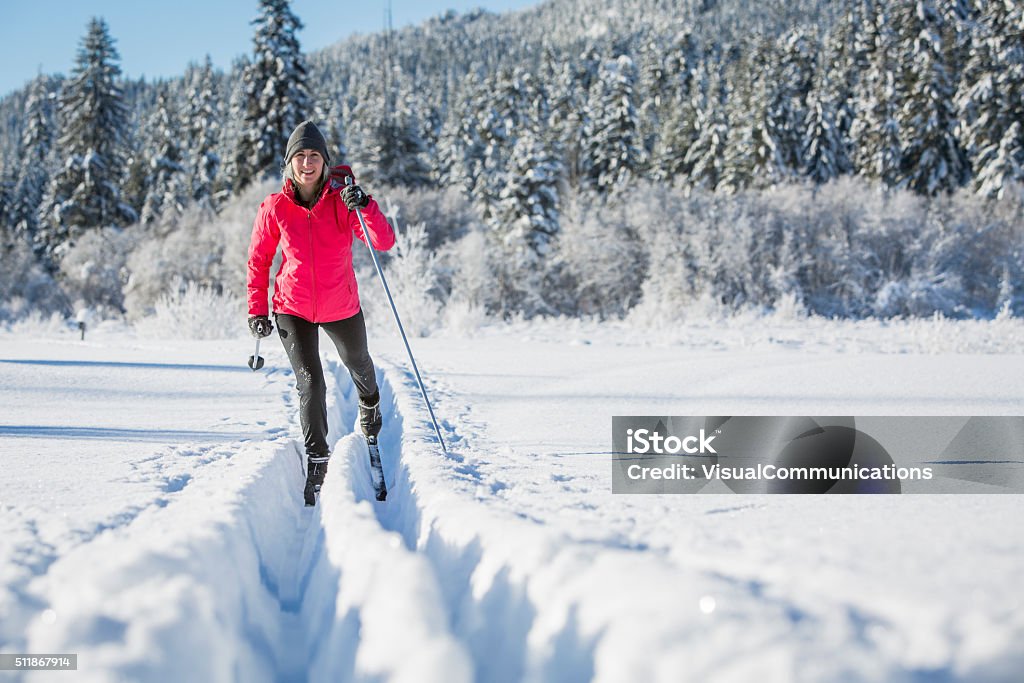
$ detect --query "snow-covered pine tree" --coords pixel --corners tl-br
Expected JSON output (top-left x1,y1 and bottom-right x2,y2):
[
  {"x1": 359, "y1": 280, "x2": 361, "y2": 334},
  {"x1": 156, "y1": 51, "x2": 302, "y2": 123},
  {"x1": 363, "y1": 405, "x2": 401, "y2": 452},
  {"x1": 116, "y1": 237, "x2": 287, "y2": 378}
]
[
  {"x1": 489, "y1": 122, "x2": 564, "y2": 316},
  {"x1": 140, "y1": 88, "x2": 190, "y2": 226},
  {"x1": 660, "y1": 29, "x2": 699, "y2": 120},
  {"x1": 12, "y1": 74, "x2": 56, "y2": 253},
  {"x1": 720, "y1": 40, "x2": 783, "y2": 192},
  {"x1": 473, "y1": 67, "x2": 540, "y2": 222},
  {"x1": 768, "y1": 29, "x2": 817, "y2": 176},
  {"x1": 544, "y1": 55, "x2": 587, "y2": 189},
  {"x1": 436, "y1": 80, "x2": 486, "y2": 194},
  {"x1": 366, "y1": 94, "x2": 433, "y2": 189},
  {"x1": 958, "y1": 0, "x2": 1024, "y2": 197},
  {"x1": 581, "y1": 55, "x2": 645, "y2": 194},
  {"x1": 120, "y1": 126, "x2": 150, "y2": 220},
  {"x1": 802, "y1": 48, "x2": 848, "y2": 184},
  {"x1": 0, "y1": 168, "x2": 17, "y2": 247},
  {"x1": 976, "y1": 121, "x2": 1024, "y2": 199},
  {"x1": 850, "y1": 2, "x2": 904, "y2": 188},
  {"x1": 637, "y1": 32, "x2": 672, "y2": 172},
  {"x1": 652, "y1": 94, "x2": 699, "y2": 184},
  {"x1": 895, "y1": 0, "x2": 968, "y2": 195},
  {"x1": 38, "y1": 17, "x2": 136, "y2": 269},
  {"x1": 232, "y1": 0, "x2": 310, "y2": 190},
  {"x1": 184, "y1": 56, "x2": 222, "y2": 207},
  {"x1": 684, "y1": 63, "x2": 729, "y2": 191},
  {"x1": 216, "y1": 56, "x2": 251, "y2": 201},
  {"x1": 650, "y1": 30, "x2": 699, "y2": 183},
  {"x1": 494, "y1": 121, "x2": 562, "y2": 259}
]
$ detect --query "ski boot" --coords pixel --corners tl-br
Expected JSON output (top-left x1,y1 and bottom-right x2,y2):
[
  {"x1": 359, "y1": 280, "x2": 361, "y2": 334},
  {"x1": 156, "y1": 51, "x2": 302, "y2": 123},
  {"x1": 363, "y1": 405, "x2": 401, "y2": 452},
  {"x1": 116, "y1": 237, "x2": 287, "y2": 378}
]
[
  {"x1": 358, "y1": 391, "x2": 382, "y2": 438},
  {"x1": 359, "y1": 392, "x2": 387, "y2": 501},
  {"x1": 304, "y1": 454, "x2": 329, "y2": 506}
]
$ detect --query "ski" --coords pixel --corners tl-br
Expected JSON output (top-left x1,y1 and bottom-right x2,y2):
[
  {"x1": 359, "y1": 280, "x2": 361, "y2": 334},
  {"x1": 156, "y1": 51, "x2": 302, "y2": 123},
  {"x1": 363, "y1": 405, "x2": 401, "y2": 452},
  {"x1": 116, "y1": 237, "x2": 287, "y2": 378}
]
[{"x1": 366, "y1": 436, "x2": 388, "y2": 501}]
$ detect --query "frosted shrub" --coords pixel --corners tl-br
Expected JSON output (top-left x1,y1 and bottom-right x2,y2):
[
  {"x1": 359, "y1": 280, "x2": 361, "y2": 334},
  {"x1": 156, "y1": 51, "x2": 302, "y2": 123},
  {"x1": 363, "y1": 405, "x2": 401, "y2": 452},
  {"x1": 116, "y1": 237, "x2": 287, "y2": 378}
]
[
  {"x1": 627, "y1": 177, "x2": 1024, "y2": 322},
  {"x1": 382, "y1": 221, "x2": 442, "y2": 337},
  {"x1": 135, "y1": 280, "x2": 242, "y2": 339},
  {"x1": 124, "y1": 181, "x2": 270, "y2": 320},
  {"x1": 442, "y1": 229, "x2": 493, "y2": 326},
  {"x1": 0, "y1": 238, "x2": 66, "y2": 321},
  {"x1": 59, "y1": 227, "x2": 135, "y2": 317},
  {"x1": 556, "y1": 188, "x2": 646, "y2": 319},
  {"x1": 7, "y1": 310, "x2": 70, "y2": 336},
  {"x1": 375, "y1": 183, "x2": 478, "y2": 248}
]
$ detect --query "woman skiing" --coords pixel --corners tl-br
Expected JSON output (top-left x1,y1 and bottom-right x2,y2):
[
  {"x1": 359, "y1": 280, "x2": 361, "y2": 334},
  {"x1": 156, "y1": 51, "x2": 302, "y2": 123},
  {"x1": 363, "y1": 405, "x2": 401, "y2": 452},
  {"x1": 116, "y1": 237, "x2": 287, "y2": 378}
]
[{"x1": 247, "y1": 120, "x2": 395, "y2": 506}]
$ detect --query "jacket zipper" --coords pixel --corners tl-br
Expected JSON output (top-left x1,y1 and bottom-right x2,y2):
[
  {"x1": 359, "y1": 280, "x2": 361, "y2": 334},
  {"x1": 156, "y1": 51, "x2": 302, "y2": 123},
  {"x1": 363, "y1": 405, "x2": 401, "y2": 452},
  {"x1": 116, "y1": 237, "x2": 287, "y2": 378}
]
[{"x1": 308, "y1": 209, "x2": 318, "y2": 321}]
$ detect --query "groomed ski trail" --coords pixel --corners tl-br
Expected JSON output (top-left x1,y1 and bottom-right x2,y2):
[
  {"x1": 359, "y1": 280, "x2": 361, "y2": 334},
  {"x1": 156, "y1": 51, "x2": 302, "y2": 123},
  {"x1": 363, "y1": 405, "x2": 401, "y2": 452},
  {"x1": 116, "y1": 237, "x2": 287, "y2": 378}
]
[
  {"x1": 19, "y1": 352, "x2": 472, "y2": 683},
  {"x1": 356, "y1": 353, "x2": 1024, "y2": 683},
  {"x1": 14, "y1": 335, "x2": 1023, "y2": 682}
]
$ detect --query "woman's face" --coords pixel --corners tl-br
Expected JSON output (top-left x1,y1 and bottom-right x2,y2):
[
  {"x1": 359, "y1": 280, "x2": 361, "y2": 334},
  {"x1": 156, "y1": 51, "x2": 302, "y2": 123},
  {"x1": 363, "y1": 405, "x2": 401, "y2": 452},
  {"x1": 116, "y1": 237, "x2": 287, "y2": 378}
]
[{"x1": 291, "y1": 149, "x2": 325, "y2": 193}]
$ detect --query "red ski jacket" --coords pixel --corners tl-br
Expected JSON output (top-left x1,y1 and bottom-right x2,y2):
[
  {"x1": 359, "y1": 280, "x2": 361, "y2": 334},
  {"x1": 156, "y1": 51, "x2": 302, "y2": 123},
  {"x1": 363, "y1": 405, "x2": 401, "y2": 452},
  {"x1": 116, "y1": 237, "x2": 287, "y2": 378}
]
[{"x1": 247, "y1": 166, "x2": 395, "y2": 323}]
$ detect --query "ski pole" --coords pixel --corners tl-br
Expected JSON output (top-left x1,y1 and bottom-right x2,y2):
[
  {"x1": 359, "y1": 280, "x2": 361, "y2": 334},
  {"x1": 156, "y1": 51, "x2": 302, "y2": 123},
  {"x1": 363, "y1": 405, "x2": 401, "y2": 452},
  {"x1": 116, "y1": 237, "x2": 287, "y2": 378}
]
[
  {"x1": 248, "y1": 337, "x2": 265, "y2": 371},
  {"x1": 346, "y1": 177, "x2": 448, "y2": 454}
]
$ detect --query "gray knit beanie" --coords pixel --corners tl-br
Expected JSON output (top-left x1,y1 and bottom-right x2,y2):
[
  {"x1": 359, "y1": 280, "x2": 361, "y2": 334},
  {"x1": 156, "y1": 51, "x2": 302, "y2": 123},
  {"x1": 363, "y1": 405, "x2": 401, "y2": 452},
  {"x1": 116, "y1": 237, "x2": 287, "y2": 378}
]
[{"x1": 284, "y1": 120, "x2": 330, "y2": 165}]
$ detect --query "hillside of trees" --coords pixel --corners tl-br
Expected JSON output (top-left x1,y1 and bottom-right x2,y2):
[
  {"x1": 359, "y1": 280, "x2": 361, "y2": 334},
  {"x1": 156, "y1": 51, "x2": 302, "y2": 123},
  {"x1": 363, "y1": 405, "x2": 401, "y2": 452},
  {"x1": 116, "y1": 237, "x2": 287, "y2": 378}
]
[{"x1": 0, "y1": 0, "x2": 1021, "y2": 332}]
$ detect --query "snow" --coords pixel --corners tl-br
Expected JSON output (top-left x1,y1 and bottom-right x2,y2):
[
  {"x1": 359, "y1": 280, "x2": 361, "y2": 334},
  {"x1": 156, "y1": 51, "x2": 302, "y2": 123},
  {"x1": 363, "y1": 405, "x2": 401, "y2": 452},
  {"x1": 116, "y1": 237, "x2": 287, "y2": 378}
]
[{"x1": 1, "y1": 317, "x2": 1022, "y2": 682}]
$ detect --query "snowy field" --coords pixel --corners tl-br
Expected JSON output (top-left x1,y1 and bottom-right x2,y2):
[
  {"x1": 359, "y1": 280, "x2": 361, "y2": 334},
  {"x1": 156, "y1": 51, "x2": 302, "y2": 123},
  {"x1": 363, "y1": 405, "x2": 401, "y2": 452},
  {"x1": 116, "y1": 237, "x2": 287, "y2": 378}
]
[{"x1": 1, "y1": 316, "x2": 1023, "y2": 682}]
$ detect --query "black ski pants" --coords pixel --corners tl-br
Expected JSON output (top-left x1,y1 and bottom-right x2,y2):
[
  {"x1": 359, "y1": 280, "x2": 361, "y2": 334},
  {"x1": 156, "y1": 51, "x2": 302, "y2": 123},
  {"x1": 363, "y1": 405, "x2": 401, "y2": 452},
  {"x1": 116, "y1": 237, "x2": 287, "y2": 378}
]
[{"x1": 275, "y1": 310, "x2": 378, "y2": 457}]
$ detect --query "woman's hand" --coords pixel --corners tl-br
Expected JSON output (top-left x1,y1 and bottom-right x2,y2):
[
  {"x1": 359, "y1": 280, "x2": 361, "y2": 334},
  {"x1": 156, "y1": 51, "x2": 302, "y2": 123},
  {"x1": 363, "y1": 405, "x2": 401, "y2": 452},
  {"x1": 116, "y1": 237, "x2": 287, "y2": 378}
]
[
  {"x1": 341, "y1": 184, "x2": 369, "y2": 210},
  {"x1": 248, "y1": 315, "x2": 274, "y2": 338}
]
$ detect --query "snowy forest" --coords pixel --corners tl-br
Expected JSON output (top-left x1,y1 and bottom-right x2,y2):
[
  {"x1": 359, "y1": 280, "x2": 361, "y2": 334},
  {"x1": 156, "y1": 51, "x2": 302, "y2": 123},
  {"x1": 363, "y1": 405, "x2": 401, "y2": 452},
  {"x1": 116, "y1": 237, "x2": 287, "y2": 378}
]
[{"x1": 0, "y1": 0, "x2": 1022, "y2": 335}]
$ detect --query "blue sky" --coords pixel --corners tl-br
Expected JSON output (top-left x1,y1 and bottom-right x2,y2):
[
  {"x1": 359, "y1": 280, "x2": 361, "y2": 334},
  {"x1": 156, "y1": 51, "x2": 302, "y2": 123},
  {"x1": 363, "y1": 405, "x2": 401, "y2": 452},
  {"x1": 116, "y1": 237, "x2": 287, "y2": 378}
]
[{"x1": 0, "y1": 0, "x2": 543, "y2": 97}]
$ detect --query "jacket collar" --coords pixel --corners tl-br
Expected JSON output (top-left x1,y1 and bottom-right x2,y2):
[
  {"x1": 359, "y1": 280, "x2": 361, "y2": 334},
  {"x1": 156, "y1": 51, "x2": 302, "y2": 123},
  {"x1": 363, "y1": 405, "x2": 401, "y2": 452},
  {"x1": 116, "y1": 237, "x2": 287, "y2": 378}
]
[{"x1": 282, "y1": 176, "x2": 332, "y2": 209}]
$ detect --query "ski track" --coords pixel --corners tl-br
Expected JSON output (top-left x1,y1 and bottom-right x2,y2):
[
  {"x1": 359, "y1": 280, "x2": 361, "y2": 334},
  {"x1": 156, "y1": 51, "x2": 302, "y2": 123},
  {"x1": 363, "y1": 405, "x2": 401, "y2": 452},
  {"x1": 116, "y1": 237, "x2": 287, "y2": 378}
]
[
  {"x1": 12, "y1": 347, "x2": 473, "y2": 683},
  {"x1": 7, "y1": 336, "x2": 1024, "y2": 682},
  {"x1": 360, "y1": 352, "x2": 1024, "y2": 683}
]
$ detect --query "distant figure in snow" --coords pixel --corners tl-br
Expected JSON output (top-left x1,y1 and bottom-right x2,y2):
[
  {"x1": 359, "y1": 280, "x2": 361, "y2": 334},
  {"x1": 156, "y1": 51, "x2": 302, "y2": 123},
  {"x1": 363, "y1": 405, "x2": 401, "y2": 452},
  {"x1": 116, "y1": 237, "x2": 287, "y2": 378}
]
[
  {"x1": 246, "y1": 120, "x2": 396, "y2": 506},
  {"x1": 75, "y1": 307, "x2": 93, "y2": 341}
]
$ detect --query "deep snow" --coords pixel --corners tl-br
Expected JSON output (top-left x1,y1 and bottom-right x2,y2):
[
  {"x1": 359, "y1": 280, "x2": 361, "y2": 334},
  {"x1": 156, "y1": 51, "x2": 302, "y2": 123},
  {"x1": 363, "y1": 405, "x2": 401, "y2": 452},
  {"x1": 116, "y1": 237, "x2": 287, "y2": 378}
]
[{"x1": 1, "y1": 316, "x2": 1022, "y2": 682}]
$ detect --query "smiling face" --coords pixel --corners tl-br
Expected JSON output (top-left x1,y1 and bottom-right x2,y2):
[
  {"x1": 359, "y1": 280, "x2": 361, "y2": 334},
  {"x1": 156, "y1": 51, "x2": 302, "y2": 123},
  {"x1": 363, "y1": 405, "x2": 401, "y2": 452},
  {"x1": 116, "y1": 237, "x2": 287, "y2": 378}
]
[{"x1": 290, "y1": 149, "x2": 325, "y2": 197}]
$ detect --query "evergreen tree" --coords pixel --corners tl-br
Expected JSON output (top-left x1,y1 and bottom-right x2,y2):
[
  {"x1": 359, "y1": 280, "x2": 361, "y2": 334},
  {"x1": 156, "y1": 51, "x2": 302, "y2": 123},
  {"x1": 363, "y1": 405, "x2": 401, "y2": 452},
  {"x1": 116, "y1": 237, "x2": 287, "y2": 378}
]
[
  {"x1": 12, "y1": 74, "x2": 57, "y2": 253},
  {"x1": 651, "y1": 93, "x2": 699, "y2": 183},
  {"x1": 581, "y1": 55, "x2": 645, "y2": 193},
  {"x1": 233, "y1": 0, "x2": 310, "y2": 190},
  {"x1": 184, "y1": 56, "x2": 222, "y2": 207},
  {"x1": 650, "y1": 31, "x2": 700, "y2": 183},
  {"x1": 0, "y1": 167, "x2": 17, "y2": 248},
  {"x1": 684, "y1": 66, "x2": 729, "y2": 191},
  {"x1": 39, "y1": 17, "x2": 135, "y2": 269},
  {"x1": 489, "y1": 123, "x2": 564, "y2": 316},
  {"x1": 216, "y1": 56, "x2": 251, "y2": 200},
  {"x1": 850, "y1": 2, "x2": 904, "y2": 187},
  {"x1": 436, "y1": 80, "x2": 486, "y2": 194},
  {"x1": 895, "y1": 0, "x2": 968, "y2": 195},
  {"x1": 958, "y1": 0, "x2": 1024, "y2": 197},
  {"x1": 721, "y1": 43, "x2": 783, "y2": 192},
  {"x1": 494, "y1": 124, "x2": 563, "y2": 258},
  {"x1": 546, "y1": 57, "x2": 587, "y2": 189},
  {"x1": 141, "y1": 88, "x2": 190, "y2": 226},
  {"x1": 637, "y1": 33, "x2": 671, "y2": 170},
  {"x1": 975, "y1": 121, "x2": 1024, "y2": 199},
  {"x1": 768, "y1": 29, "x2": 817, "y2": 175},
  {"x1": 366, "y1": 94, "x2": 433, "y2": 188},
  {"x1": 473, "y1": 67, "x2": 542, "y2": 221},
  {"x1": 802, "y1": 52, "x2": 848, "y2": 184}
]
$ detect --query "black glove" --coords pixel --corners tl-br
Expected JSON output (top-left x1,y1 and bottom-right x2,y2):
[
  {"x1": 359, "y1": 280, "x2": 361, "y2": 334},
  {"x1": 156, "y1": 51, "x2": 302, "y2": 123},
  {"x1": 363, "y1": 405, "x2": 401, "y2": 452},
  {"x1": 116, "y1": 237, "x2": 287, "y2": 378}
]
[
  {"x1": 248, "y1": 315, "x2": 273, "y2": 338},
  {"x1": 341, "y1": 184, "x2": 369, "y2": 210}
]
